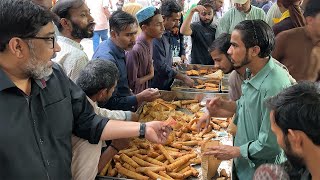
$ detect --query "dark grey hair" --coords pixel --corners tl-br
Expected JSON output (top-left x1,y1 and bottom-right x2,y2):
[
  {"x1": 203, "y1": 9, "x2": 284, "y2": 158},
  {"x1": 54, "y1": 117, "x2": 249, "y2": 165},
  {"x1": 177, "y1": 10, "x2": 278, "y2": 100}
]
[{"x1": 76, "y1": 59, "x2": 119, "y2": 97}]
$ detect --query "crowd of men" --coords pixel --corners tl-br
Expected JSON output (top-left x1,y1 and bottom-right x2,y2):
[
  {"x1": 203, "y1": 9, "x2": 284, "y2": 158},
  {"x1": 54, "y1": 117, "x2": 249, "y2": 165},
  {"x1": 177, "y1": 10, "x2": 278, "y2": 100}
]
[{"x1": 0, "y1": 0, "x2": 319, "y2": 179}]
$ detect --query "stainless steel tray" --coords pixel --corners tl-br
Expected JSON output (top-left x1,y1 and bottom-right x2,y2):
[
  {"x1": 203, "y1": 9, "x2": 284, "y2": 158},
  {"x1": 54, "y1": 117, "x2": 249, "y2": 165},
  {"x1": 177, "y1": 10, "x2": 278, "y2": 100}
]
[{"x1": 99, "y1": 91, "x2": 232, "y2": 180}]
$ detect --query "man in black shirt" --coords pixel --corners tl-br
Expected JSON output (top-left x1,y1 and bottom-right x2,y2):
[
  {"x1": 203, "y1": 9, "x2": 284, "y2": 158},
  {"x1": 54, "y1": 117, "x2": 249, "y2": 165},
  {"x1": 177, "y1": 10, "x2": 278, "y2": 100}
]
[
  {"x1": 180, "y1": 0, "x2": 216, "y2": 65},
  {"x1": 0, "y1": 0, "x2": 171, "y2": 179}
]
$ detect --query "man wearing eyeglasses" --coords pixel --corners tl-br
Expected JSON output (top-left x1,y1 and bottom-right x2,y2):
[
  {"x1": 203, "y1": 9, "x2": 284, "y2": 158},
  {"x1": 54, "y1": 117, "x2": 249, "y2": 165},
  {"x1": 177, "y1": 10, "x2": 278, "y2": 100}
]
[
  {"x1": 52, "y1": 0, "x2": 95, "y2": 81},
  {"x1": 198, "y1": 20, "x2": 292, "y2": 179},
  {"x1": 0, "y1": 0, "x2": 173, "y2": 179}
]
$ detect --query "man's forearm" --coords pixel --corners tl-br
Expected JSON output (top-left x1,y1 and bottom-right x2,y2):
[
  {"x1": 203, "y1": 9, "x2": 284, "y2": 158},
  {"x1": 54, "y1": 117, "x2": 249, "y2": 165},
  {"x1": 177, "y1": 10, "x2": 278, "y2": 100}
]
[
  {"x1": 100, "y1": 120, "x2": 140, "y2": 141},
  {"x1": 98, "y1": 146, "x2": 118, "y2": 172},
  {"x1": 137, "y1": 73, "x2": 154, "y2": 85},
  {"x1": 180, "y1": 9, "x2": 194, "y2": 35}
]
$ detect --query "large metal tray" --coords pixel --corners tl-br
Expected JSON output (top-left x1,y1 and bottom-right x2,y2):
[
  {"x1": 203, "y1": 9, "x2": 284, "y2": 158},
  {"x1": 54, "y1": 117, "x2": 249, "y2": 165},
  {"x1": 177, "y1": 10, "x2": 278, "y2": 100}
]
[
  {"x1": 98, "y1": 91, "x2": 232, "y2": 180},
  {"x1": 176, "y1": 64, "x2": 218, "y2": 78}
]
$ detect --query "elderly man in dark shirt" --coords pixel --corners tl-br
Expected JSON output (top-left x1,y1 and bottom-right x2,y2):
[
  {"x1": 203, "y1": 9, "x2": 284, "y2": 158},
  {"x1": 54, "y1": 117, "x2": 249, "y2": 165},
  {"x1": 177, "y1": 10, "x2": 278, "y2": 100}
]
[
  {"x1": 93, "y1": 10, "x2": 160, "y2": 111},
  {"x1": 0, "y1": 1, "x2": 171, "y2": 179},
  {"x1": 151, "y1": 0, "x2": 194, "y2": 90}
]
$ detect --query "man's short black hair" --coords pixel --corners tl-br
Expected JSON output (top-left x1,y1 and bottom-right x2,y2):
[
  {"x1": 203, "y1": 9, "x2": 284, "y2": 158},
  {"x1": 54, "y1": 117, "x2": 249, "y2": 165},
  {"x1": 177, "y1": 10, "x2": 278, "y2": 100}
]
[
  {"x1": 76, "y1": 60, "x2": 119, "y2": 97},
  {"x1": 266, "y1": 81, "x2": 320, "y2": 145},
  {"x1": 109, "y1": 10, "x2": 137, "y2": 34},
  {"x1": 234, "y1": 20, "x2": 275, "y2": 58},
  {"x1": 304, "y1": 0, "x2": 320, "y2": 17},
  {"x1": 52, "y1": 0, "x2": 85, "y2": 32},
  {"x1": 197, "y1": 0, "x2": 215, "y2": 8},
  {"x1": 208, "y1": 33, "x2": 231, "y2": 56},
  {"x1": 0, "y1": 0, "x2": 53, "y2": 52},
  {"x1": 139, "y1": 8, "x2": 161, "y2": 27},
  {"x1": 160, "y1": 0, "x2": 182, "y2": 17}
]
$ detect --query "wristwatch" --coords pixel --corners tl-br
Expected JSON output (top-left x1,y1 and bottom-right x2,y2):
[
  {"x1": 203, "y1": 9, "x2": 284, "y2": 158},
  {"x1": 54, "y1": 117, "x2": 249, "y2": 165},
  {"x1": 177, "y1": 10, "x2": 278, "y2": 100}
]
[{"x1": 139, "y1": 123, "x2": 146, "y2": 139}]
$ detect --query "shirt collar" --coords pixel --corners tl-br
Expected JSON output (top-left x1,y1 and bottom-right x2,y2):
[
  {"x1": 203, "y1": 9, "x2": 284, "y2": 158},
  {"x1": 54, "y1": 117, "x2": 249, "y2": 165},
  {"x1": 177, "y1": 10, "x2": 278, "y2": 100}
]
[
  {"x1": 57, "y1": 36, "x2": 84, "y2": 51},
  {"x1": 107, "y1": 38, "x2": 125, "y2": 59},
  {"x1": 245, "y1": 57, "x2": 275, "y2": 90},
  {"x1": 0, "y1": 67, "x2": 50, "y2": 92}
]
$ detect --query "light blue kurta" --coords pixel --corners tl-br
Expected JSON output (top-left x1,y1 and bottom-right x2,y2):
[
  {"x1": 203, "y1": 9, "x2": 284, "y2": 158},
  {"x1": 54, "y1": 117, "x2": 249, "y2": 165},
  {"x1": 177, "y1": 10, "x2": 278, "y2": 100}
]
[
  {"x1": 215, "y1": 6, "x2": 266, "y2": 38},
  {"x1": 233, "y1": 57, "x2": 291, "y2": 179}
]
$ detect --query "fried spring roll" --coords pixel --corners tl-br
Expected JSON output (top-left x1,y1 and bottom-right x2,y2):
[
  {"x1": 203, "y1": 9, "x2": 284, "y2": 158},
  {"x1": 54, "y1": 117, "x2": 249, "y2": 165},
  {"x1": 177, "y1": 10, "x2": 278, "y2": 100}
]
[
  {"x1": 136, "y1": 166, "x2": 166, "y2": 173},
  {"x1": 157, "y1": 144, "x2": 175, "y2": 163},
  {"x1": 120, "y1": 154, "x2": 139, "y2": 168},
  {"x1": 115, "y1": 163, "x2": 148, "y2": 180},
  {"x1": 132, "y1": 156, "x2": 157, "y2": 167},
  {"x1": 144, "y1": 157, "x2": 164, "y2": 166},
  {"x1": 159, "y1": 171, "x2": 174, "y2": 180},
  {"x1": 144, "y1": 170, "x2": 171, "y2": 180}
]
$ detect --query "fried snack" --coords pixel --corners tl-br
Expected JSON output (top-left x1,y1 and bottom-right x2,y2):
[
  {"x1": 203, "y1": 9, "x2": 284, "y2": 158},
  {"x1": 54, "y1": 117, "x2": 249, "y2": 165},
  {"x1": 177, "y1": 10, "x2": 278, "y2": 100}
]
[
  {"x1": 194, "y1": 85, "x2": 206, "y2": 89},
  {"x1": 188, "y1": 103, "x2": 201, "y2": 113},
  {"x1": 220, "y1": 121, "x2": 229, "y2": 128},
  {"x1": 159, "y1": 171, "x2": 174, "y2": 180},
  {"x1": 205, "y1": 86, "x2": 219, "y2": 91},
  {"x1": 220, "y1": 169, "x2": 229, "y2": 177},
  {"x1": 183, "y1": 169, "x2": 194, "y2": 178},
  {"x1": 139, "y1": 149, "x2": 148, "y2": 155},
  {"x1": 132, "y1": 156, "x2": 156, "y2": 167},
  {"x1": 165, "y1": 132, "x2": 175, "y2": 145},
  {"x1": 166, "y1": 154, "x2": 196, "y2": 172},
  {"x1": 155, "y1": 154, "x2": 166, "y2": 161},
  {"x1": 147, "y1": 151, "x2": 160, "y2": 158},
  {"x1": 177, "y1": 140, "x2": 199, "y2": 146},
  {"x1": 119, "y1": 146, "x2": 138, "y2": 154},
  {"x1": 99, "y1": 160, "x2": 111, "y2": 176},
  {"x1": 115, "y1": 163, "x2": 148, "y2": 180},
  {"x1": 136, "y1": 166, "x2": 166, "y2": 173},
  {"x1": 191, "y1": 167, "x2": 199, "y2": 176},
  {"x1": 164, "y1": 146, "x2": 180, "y2": 152},
  {"x1": 144, "y1": 169, "x2": 171, "y2": 180},
  {"x1": 203, "y1": 69, "x2": 223, "y2": 79},
  {"x1": 173, "y1": 161, "x2": 191, "y2": 172},
  {"x1": 113, "y1": 154, "x2": 121, "y2": 162},
  {"x1": 179, "y1": 165, "x2": 191, "y2": 174},
  {"x1": 186, "y1": 70, "x2": 199, "y2": 76},
  {"x1": 135, "y1": 153, "x2": 146, "y2": 160},
  {"x1": 190, "y1": 157, "x2": 201, "y2": 165},
  {"x1": 138, "y1": 142, "x2": 150, "y2": 149},
  {"x1": 144, "y1": 157, "x2": 164, "y2": 166},
  {"x1": 108, "y1": 168, "x2": 117, "y2": 177},
  {"x1": 199, "y1": 69, "x2": 208, "y2": 74},
  {"x1": 181, "y1": 99, "x2": 199, "y2": 105},
  {"x1": 157, "y1": 144, "x2": 175, "y2": 163},
  {"x1": 204, "y1": 82, "x2": 219, "y2": 88},
  {"x1": 167, "y1": 172, "x2": 184, "y2": 179},
  {"x1": 125, "y1": 150, "x2": 140, "y2": 157},
  {"x1": 123, "y1": 162, "x2": 136, "y2": 172},
  {"x1": 120, "y1": 154, "x2": 139, "y2": 168},
  {"x1": 171, "y1": 100, "x2": 182, "y2": 108}
]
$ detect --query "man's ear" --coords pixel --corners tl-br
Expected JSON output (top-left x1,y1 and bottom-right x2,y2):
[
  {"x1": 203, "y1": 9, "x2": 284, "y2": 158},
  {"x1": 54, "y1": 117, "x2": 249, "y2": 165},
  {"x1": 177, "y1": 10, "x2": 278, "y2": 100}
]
[
  {"x1": 7, "y1": 38, "x2": 28, "y2": 58},
  {"x1": 250, "y1": 46, "x2": 261, "y2": 57},
  {"x1": 110, "y1": 30, "x2": 117, "y2": 39},
  {"x1": 141, "y1": 24, "x2": 147, "y2": 31},
  {"x1": 60, "y1": 18, "x2": 72, "y2": 32},
  {"x1": 287, "y1": 129, "x2": 304, "y2": 155}
]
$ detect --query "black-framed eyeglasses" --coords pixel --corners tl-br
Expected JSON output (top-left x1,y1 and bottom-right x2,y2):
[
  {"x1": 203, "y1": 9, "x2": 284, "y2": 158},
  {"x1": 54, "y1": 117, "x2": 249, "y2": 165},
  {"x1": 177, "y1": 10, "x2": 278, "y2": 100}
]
[{"x1": 23, "y1": 36, "x2": 56, "y2": 49}]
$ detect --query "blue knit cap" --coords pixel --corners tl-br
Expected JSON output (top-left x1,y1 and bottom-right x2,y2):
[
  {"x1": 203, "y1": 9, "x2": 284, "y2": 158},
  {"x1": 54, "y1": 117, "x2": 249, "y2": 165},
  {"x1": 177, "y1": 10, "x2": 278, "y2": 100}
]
[{"x1": 136, "y1": 6, "x2": 157, "y2": 24}]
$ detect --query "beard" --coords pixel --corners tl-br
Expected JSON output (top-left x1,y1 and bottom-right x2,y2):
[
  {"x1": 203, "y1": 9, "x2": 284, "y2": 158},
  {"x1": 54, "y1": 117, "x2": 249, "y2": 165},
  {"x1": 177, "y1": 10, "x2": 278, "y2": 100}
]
[
  {"x1": 200, "y1": 18, "x2": 213, "y2": 26},
  {"x1": 231, "y1": 49, "x2": 250, "y2": 69},
  {"x1": 283, "y1": 136, "x2": 305, "y2": 171},
  {"x1": 25, "y1": 45, "x2": 53, "y2": 79},
  {"x1": 70, "y1": 21, "x2": 95, "y2": 39}
]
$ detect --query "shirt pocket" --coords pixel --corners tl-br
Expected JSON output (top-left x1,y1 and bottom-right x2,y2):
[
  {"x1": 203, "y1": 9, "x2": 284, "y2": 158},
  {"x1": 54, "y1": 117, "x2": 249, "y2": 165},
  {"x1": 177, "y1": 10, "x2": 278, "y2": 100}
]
[{"x1": 44, "y1": 96, "x2": 73, "y2": 138}]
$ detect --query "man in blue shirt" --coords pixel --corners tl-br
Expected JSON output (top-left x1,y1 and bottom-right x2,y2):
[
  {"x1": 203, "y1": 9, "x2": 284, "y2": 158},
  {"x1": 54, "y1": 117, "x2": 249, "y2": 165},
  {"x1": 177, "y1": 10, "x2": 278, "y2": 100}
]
[
  {"x1": 151, "y1": 0, "x2": 194, "y2": 90},
  {"x1": 93, "y1": 10, "x2": 160, "y2": 111}
]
